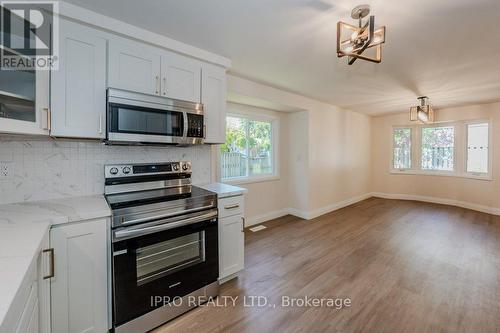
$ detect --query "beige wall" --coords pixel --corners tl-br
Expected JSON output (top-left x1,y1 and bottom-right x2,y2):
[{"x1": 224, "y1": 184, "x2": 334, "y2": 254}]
[
  {"x1": 309, "y1": 106, "x2": 372, "y2": 212},
  {"x1": 226, "y1": 75, "x2": 372, "y2": 221},
  {"x1": 226, "y1": 76, "x2": 500, "y2": 222},
  {"x1": 371, "y1": 101, "x2": 500, "y2": 210}
]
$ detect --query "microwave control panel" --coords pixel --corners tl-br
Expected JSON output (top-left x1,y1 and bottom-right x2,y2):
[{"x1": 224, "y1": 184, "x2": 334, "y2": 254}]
[{"x1": 187, "y1": 114, "x2": 204, "y2": 138}]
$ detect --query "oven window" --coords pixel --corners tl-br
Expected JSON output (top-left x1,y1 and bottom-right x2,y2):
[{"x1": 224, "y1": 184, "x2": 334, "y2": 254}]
[
  {"x1": 110, "y1": 104, "x2": 183, "y2": 136},
  {"x1": 136, "y1": 231, "x2": 205, "y2": 285}
]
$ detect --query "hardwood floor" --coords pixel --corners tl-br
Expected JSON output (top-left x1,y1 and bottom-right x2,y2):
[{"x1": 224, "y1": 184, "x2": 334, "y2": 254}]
[{"x1": 153, "y1": 198, "x2": 500, "y2": 333}]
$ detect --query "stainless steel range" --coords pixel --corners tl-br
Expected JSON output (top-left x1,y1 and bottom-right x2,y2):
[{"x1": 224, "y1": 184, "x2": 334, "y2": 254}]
[{"x1": 104, "y1": 161, "x2": 219, "y2": 333}]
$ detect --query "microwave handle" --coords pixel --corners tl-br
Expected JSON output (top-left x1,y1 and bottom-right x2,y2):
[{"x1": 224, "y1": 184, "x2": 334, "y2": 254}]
[
  {"x1": 114, "y1": 210, "x2": 217, "y2": 240},
  {"x1": 183, "y1": 111, "x2": 188, "y2": 140}
]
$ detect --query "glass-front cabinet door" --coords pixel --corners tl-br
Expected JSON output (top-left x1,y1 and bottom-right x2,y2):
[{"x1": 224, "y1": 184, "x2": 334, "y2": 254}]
[{"x1": 0, "y1": 7, "x2": 50, "y2": 135}]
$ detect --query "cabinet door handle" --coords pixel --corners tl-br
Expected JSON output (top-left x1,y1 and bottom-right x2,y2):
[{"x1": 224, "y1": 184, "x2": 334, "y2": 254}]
[
  {"x1": 43, "y1": 248, "x2": 55, "y2": 279},
  {"x1": 224, "y1": 204, "x2": 240, "y2": 210},
  {"x1": 42, "y1": 108, "x2": 51, "y2": 131},
  {"x1": 99, "y1": 115, "x2": 103, "y2": 134},
  {"x1": 241, "y1": 217, "x2": 245, "y2": 232},
  {"x1": 203, "y1": 125, "x2": 206, "y2": 139},
  {"x1": 155, "y1": 76, "x2": 159, "y2": 94},
  {"x1": 163, "y1": 77, "x2": 167, "y2": 95}
]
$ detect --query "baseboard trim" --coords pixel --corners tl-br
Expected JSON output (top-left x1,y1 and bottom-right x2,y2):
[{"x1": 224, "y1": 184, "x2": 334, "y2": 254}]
[
  {"x1": 244, "y1": 192, "x2": 500, "y2": 227},
  {"x1": 305, "y1": 193, "x2": 374, "y2": 220},
  {"x1": 244, "y1": 208, "x2": 290, "y2": 227},
  {"x1": 372, "y1": 192, "x2": 500, "y2": 216},
  {"x1": 245, "y1": 193, "x2": 374, "y2": 225}
]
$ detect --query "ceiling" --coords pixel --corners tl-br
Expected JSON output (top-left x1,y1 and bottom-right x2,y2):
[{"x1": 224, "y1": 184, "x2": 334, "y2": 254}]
[{"x1": 64, "y1": 0, "x2": 500, "y2": 115}]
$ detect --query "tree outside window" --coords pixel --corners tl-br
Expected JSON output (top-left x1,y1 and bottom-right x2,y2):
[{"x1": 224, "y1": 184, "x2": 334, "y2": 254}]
[
  {"x1": 421, "y1": 126, "x2": 454, "y2": 171},
  {"x1": 221, "y1": 115, "x2": 273, "y2": 179}
]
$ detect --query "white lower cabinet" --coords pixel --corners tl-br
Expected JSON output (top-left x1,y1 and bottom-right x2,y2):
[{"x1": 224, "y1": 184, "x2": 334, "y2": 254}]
[
  {"x1": 218, "y1": 195, "x2": 245, "y2": 281},
  {"x1": 2, "y1": 232, "x2": 50, "y2": 333},
  {"x1": 37, "y1": 232, "x2": 51, "y2": 333},
  {"x1": 50, "y1": 219, "x2": 108, "y2": 333}
]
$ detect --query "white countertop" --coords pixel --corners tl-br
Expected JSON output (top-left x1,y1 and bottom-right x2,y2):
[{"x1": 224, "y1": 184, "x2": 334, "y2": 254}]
[
  {"x1": 0, "y1": 194, "x2": 111, "y2": 226},
  {"x1": 198, "y1": 182, "x2": 248, "y2": 198},
  {"x1": 0, "y1": 194, "x2": 110, "y2": 327}
]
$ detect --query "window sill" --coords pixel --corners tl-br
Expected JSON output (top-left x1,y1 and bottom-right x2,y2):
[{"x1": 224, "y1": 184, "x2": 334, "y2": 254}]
[
  {"x1": 390, "y1": 169, "x2": 492, "y2": 181},
  {"x1": 222, "y1": 174, "x2": 280, "y2": 185}
]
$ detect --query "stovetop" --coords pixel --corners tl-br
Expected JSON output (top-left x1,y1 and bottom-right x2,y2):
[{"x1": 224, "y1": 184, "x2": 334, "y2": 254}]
[{"x1": 105, "y1": 185, "x2": 215, "y2": 210}]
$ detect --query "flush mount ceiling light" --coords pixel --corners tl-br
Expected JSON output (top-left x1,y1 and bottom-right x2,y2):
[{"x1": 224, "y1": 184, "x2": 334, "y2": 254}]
[
  {"x1": 410, "y1": 96, "x2": 435, "y2": 123},
  {"x1": 337, "y1": 4, "x2": 386, "y2": 65}
]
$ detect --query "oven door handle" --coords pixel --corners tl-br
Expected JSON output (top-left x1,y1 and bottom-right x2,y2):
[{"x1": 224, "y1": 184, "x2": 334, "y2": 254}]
[{"x1": 114, "y1": 210, "x2": 217, "y2": 240}]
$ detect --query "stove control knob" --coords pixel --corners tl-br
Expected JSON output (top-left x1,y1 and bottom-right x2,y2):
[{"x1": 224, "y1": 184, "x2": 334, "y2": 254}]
[
  {"x1": 173, "y1": 164, "x2": 180, "y2": 171},
  {"x1": 122, "y1": 166, "x2": 131, "y2": 174},
  {"x1": 110, "y1": 167, "x2": 119, "y2": 175},
  {"x1": 182, "y1": 164, "x2": 188, "y2": 171}
]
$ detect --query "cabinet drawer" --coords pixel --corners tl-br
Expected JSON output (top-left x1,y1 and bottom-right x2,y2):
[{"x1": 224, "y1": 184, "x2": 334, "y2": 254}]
[{"x1": 218, "y1": 195, "x2": 244, "y2": 218}]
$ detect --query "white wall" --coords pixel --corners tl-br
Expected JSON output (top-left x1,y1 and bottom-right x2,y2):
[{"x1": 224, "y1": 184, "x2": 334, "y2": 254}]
[
  {"x1": 371, "y1": 101, "x2": 500, "y2": 213},
  {"x1": 0, "y1": 136, "x2": 211, "y2": 204}
]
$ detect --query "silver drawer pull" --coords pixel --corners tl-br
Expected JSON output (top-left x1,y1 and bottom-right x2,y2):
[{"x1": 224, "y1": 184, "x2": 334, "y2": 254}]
[
  {"x1": 224, "y1": 204, "x2": 240, "y2": 210},
  {"x1": 169, "y1": 282, "x2": 181, "y2": 288},
  {"x1": 43, "y1": 248, "x2": 55, "y2": 279}
]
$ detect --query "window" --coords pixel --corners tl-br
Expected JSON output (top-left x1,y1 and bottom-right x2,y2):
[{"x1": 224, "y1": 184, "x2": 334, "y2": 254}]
[
  {"x1": 421, "y1": 126, "x2": 455, "y2": 171},
  {"x1": 466, "y1": 122, "x2": 489, "y2": 174},
  {"x1": 393, "y1": 128, "x2": 411, "y2": 169},
  {"x1": 390, "y1": 120, "x2": 492, "y2": 180},
  {"x1": 221, "y1": 115, "x2": 276, "y2": 181}
]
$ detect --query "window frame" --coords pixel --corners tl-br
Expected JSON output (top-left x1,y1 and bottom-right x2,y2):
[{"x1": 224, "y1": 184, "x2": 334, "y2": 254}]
[
  {"x1": 220, "y1": 112, "x2": 280, "y2": 185},
  {"x1": 419, "y1": 122, "x2": 457, "y2": 175},
  {"x1": 391, "y1": 126, "x2": 413, "y2": 171},
  {"x1": 390, "y1": 119, "x2": 492, "y2": 181},
  {"x1": 464, "y1": 119, "x2": 492, "y2": 179}
]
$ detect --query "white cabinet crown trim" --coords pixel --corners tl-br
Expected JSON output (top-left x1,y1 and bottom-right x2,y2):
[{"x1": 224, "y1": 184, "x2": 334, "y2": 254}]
[{"x1": 58, "y1": 2, "x2": 230, "y2": 68}]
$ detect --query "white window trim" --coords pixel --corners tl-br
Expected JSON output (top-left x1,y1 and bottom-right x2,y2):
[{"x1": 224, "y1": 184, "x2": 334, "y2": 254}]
[
  {"x1": 221, "y1": 112, "x2": 280, "y2": 185},
  {"x1": 390, "y1": 119, "x2": 493, "y2": 181}
]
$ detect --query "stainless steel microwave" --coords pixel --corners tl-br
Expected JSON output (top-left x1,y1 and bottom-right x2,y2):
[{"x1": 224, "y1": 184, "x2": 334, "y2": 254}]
[{"x1": 106, "y1": 88, "x2": 204, "y2": 145}]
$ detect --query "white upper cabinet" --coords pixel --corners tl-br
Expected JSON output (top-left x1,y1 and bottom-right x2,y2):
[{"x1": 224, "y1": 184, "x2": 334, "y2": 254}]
[
  {"x1": 202, "y1": 63, "x2": 227, "y2": 144},
  {"x1": 0, "y1": 63, "x2": 50, "y2": 136},
  {"x1": 50, "y1": 19, "x2": 107, "y2": 138},
  {"x1": 108, "y1": 39, "x2": 162, "y2": 95},
  {"x1": 161, "y1": 52, "x2": 201, "y2": 102}
]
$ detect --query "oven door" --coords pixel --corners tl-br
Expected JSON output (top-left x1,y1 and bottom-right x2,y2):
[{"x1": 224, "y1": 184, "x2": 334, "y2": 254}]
[
  {"x1": 107, "y1": 102, "x2": 185, "y2": 144},
  {"x1": 112, "y1": 209, "x2": 218, "y2": 327}
]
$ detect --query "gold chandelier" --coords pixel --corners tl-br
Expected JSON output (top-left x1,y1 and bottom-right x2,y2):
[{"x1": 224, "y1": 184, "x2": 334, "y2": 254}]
[
  {"x1": 337, "y1": 5, "x2": 386, "y2": 65},
  {"x1": 410, "y1": 97, "x2": 435, "y2": 123}
]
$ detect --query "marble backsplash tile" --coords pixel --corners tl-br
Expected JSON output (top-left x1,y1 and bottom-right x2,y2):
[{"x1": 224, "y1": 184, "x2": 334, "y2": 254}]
[{"x1": 0, "y1": 136, "x2": 212, "y2": 204}]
